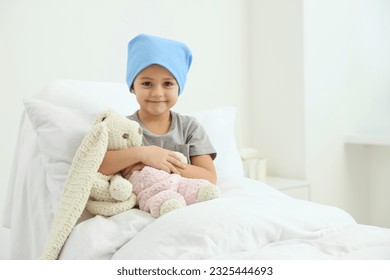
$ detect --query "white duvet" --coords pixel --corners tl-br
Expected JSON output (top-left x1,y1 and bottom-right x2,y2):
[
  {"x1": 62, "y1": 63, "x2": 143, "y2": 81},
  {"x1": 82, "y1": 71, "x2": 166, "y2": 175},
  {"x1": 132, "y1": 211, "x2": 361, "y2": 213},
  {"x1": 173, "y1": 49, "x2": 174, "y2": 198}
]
[{"x1": 59, "y1": 177, "x2": 390, "y2": 260}]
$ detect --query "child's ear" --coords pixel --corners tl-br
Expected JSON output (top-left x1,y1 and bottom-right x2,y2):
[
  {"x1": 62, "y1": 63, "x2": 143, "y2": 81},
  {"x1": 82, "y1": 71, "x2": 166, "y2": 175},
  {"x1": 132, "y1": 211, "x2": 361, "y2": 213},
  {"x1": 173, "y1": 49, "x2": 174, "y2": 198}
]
[{"x1": 130, "y1": 86, "x2": 135, "y2": 93}]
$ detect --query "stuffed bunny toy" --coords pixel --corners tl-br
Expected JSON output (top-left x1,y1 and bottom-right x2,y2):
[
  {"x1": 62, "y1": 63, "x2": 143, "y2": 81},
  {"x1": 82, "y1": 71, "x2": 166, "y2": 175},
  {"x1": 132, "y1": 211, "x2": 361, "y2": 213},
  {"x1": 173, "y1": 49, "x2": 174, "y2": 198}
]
[
  {"x1": 85, "y1": 111, "x2": 144, "y2": 216},
  {"x1": 41, "y1": 109, "x2": 142, "y2": 260}
]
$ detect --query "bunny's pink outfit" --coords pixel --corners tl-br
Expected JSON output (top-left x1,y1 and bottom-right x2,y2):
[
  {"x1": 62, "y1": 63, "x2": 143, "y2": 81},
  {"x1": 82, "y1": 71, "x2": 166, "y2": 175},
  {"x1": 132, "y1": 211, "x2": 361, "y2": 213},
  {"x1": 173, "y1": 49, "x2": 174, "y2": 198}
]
[{"x1": 129, "y1": 166, "x2": 219, "y2": 218}]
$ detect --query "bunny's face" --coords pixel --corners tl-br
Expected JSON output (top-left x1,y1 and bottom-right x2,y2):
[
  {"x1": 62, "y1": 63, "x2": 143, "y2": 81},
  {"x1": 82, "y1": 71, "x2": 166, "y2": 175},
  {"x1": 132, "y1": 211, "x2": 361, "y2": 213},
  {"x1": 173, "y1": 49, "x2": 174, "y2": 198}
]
[{"x1": 97, "y1": 110, "x2": 143, "y2": 150}]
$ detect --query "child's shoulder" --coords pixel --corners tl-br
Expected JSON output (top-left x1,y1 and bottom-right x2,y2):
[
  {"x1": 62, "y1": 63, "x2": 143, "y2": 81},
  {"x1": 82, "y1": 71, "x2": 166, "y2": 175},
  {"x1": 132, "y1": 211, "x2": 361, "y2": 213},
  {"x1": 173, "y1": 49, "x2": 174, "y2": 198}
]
[{"x1": 171, "y1": 111, "x2": 199, "y2": 125}]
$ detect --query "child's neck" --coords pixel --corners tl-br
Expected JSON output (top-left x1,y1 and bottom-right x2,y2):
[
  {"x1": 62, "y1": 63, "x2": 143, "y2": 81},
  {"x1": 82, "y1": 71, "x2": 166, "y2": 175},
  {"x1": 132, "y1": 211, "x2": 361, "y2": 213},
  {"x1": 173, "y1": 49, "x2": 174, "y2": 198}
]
[{"x1": 137, "y1": 110, "x2": 172, "y2": 135}]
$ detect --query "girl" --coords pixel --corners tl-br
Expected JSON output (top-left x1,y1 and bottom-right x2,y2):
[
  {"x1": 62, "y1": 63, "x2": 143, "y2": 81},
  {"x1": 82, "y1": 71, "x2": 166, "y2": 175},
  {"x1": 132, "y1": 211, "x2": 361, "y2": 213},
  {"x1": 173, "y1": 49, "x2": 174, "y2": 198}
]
[{"x1": 98, "y1": 34, "x2": 217, "y2": 184}]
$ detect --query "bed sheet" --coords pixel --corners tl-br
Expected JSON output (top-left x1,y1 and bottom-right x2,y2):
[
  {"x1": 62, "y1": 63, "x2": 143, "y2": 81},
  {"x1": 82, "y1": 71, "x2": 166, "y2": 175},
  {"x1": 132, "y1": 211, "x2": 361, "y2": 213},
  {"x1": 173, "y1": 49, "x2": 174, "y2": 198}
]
[
  {"x1": 2, "y1": 113, "x2": 53, "y2": 259},
  {"x1": 58, "y1": 177, "x2": 390, "y2": 260}
]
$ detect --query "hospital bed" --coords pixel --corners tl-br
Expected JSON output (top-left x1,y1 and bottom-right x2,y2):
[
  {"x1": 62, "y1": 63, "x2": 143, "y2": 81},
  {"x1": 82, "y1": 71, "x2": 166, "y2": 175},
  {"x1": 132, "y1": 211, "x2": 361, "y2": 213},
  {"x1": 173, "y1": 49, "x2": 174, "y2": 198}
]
[{"x1": 3, "y1": 80, "x2": 390, "y2": 259}]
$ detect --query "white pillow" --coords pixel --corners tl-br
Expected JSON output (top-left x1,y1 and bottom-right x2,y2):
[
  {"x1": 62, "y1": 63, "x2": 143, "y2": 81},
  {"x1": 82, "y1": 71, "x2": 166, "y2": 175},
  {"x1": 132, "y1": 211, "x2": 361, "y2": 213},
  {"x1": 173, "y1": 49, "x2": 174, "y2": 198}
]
[
  {"x1": 24, "y1": 80, "x2": 243, "y2": 209},
  {"x1": 24, "y1": 98, "x2": 96, "y2": 210},
  {"x1": 36, "y1": 80, "x2": 138, "y2": 115},
  {"x1": 189, "y1": 107, "x2": 244, "y2": 180}
]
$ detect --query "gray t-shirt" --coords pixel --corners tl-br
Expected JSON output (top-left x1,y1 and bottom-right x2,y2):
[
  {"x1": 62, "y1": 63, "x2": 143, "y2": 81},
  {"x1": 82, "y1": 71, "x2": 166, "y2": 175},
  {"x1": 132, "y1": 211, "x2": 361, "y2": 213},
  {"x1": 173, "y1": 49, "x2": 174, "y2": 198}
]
[{"x1": 128, "y1": 111, "x2": 217, "y2": 164}]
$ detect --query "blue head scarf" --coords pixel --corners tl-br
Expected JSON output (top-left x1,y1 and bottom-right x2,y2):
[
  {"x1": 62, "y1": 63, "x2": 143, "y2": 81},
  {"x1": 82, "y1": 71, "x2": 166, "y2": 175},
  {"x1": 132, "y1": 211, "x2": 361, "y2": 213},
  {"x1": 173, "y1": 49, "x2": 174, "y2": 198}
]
[{"x1": 126, "y1": 34, "x2": 192, "y2": 95}]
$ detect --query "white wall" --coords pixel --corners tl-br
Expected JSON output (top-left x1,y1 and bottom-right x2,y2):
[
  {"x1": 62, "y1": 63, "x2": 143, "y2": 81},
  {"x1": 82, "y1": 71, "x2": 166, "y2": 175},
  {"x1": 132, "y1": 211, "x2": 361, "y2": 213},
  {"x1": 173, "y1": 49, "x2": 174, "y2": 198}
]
[
  {"x1": 247, "y1": 0, "x2": 390, "y2": 227},
  {"x1": 304, "y1": 0, "x2": 390, "y2": 226},
  {"x1": 0, "y1": 0, "x2": 249, "y2": 232},
  {"x1": 247, "y1": 0, "x2": 305, "y2": 179}
]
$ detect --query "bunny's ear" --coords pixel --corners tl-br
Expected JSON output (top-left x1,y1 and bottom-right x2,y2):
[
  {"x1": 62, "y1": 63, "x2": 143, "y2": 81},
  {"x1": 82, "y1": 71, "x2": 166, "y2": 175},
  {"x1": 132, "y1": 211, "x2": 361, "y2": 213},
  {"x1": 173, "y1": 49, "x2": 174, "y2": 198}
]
[
  {"x1": 94, "y1": 109, "x2": 115, "y2": 125},
  {"x1": 40, "y1": 122, "x2": 109, "y2": 260}
]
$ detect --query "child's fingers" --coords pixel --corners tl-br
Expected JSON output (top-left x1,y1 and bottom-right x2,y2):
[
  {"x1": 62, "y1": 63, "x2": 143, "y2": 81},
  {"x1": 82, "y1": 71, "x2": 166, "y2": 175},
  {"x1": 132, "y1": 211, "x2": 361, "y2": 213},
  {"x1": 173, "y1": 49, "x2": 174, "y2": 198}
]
[
  {"x1": 162, "y1": 162, "x2": 180, "y2": 175},
  {"x1": 120, "y1": 166, "x2": 132, "y2": 178},
  {"x1": 168, "y1": 152, "x2": 186, "y2": 169},
  {"x1": 170, "y1": 159, "x2": 186, "y2": 170}
]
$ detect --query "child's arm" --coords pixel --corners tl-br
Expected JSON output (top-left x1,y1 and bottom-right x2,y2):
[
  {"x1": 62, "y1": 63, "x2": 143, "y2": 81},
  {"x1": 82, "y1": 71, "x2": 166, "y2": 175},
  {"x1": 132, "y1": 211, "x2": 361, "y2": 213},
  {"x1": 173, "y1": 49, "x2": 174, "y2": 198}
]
[
  {"x1": 98, "y1": 145, "x2": 186, "y2": 175},
  {"x1": 176, "y1": 154, "x2": 217, "y2": 184}
]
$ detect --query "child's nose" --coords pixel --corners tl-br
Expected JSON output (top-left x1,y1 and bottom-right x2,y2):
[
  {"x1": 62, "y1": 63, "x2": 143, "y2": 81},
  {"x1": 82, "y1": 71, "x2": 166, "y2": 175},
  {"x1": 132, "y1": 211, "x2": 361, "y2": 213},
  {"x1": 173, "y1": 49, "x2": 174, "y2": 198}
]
[{"x1": 150, "y1": 85, "x2": 164, "y2": 97}]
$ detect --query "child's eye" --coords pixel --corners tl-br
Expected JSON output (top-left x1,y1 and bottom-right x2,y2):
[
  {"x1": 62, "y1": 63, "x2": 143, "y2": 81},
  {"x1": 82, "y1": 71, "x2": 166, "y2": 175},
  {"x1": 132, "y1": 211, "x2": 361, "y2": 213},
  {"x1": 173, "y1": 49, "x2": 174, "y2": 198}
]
[
  {"x1": 163, "y1": 82, "x2": 174, "y2": 87},
  {"x1": 142, "y1": 82, "x2": 152, "y2": 87}
]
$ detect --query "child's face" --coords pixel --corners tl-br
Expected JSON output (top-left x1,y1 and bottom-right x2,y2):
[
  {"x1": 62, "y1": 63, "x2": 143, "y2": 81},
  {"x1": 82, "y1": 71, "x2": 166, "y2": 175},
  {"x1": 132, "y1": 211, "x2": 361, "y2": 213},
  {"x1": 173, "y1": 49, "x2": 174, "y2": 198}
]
[{"x1": 132, "y1": 64, "x2": 179, "y2": 117}]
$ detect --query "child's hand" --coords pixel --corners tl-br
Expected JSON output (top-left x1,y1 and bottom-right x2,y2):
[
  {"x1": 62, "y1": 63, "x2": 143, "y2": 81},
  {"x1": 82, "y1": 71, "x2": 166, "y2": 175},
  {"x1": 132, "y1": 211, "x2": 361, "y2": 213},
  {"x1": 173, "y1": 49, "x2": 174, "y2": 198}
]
[
  {"x1": 121, "y1": 162, "x2": 146, "y2": 179},
  {"x1": 140, "y1": 146, "x2": 186, "y2": 174}
]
